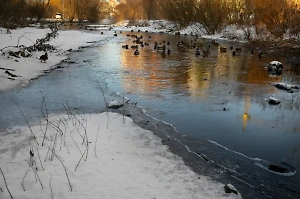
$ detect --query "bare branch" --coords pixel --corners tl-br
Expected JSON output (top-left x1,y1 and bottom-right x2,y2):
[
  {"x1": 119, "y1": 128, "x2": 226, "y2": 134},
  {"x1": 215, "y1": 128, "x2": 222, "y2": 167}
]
[{"x1": 47, "y1": 147, "x2": 72, "y2": 191}]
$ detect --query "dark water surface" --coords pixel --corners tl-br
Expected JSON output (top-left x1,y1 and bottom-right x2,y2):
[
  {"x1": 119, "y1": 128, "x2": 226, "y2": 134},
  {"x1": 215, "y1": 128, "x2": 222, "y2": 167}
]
[{"x1": 0, "y1": 30, "x2": 299, "y2": 198}]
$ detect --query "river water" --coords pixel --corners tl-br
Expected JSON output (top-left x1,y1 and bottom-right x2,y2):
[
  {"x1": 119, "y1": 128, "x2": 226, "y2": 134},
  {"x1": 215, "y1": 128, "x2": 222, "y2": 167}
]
[{"x1": 0, "y1": 30, "x2": 299, "y2": 198}]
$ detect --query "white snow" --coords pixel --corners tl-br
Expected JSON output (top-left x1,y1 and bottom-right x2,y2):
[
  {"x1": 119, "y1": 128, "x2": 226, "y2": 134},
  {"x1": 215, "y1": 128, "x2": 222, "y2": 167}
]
[
  {"x1": 0, "y1": 112, "x2": 241, "y2": 199},
  {"x1": 270, "y1": 61, "x2": 282, "y2": 65},
  {"x1": 0, "y1": 27, "x2": 105, "y2": 91},
  {"x1": 107, "y1": 99, "x2": 123, "y2": 108},
  {"x1": 0, "y1": 23, "x2": 242, "y2": 199}
]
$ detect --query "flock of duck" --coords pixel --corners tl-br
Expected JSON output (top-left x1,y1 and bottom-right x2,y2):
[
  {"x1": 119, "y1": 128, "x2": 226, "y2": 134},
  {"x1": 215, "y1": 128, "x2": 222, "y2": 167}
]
[{"x1": 119, "y1": 31, "x2": 264, "y2": 59}]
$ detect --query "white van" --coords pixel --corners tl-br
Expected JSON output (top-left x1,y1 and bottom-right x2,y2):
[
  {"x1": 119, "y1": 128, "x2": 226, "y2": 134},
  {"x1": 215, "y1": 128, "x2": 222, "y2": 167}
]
[{"x1": 55, "y1": 13, "x2": 62, "y2": 19}]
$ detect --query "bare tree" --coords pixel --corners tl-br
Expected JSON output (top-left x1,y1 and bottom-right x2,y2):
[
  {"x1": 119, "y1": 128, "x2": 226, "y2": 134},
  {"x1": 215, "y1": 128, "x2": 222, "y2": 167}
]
[
  {"x1": 253, "y1": 0, "x2": 291, "y2": 39},
  {"x1": 286, "y1": 2, "x2": 300, "y2": 37},
  {"x1": 113, "y1": 0, "x2": 145, "y2": 21},
  {"x1": 160, "y1": 0, "x2": 196, "y2": 29},
  {"x1": 85, "y1": 0, "x2": 101, "y2": 22},
  {"x1": 194, "y1": 0, "x2": 230, "y2": 34},
  {"x1": 142, "y1": 0, "x2": 159, "y2": 20},
  {"x1": 74, "y1": 0, "x2": 86, "y2": 22},
  {"x1": 27, "y1": 0, "x2": 51, "y2": 22},
  {"x1": 62, "y1": 0, "x2": 76, "y2": 21},
  {"x1": 0, "y1": 0, "x2": 28, "y2": 31}
]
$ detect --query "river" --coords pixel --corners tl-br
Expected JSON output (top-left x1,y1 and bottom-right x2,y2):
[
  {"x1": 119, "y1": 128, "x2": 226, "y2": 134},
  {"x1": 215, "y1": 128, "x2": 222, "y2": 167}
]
[{"x1": 0, "y1": 30, "x2": 299, "y2": 198}]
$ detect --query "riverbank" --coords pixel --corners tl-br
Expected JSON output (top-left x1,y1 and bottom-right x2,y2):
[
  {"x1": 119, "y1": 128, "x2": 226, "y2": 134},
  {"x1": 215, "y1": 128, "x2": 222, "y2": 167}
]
[
  {"x1": 0, "y1": 112, "x2": 241, "y2": 199},
  {"x1": 0, "y1": 27, "x2": 107, "y2": 91},
  {"x1": 0, "y1": 27, "x2": 242, "y2": 198}
]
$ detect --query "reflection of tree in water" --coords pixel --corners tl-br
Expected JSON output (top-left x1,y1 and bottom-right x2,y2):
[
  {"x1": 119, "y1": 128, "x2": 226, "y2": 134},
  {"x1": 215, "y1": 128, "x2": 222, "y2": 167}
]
[
  {"x1": 119, "y1": 32, "x2": 300, "y2": 133},
  {"x1": 242, "y1": 96, "x2": 251, "y2": 132}
]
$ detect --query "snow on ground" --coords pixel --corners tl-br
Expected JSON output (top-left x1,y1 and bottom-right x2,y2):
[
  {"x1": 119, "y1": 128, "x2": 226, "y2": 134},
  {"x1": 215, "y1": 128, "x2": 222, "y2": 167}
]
[
  {"x1": 113, "y1": 20, "x2": 248, "y2": 41},
  {"x1": 0, "y1": 112, "x2": 241, "y2": 199},
  {"x1": 0, "y1": 24, "x2": 242, "y2": 198},
  {"x1": 0, "y1": 27, "x2": 106, "y2": 91}
]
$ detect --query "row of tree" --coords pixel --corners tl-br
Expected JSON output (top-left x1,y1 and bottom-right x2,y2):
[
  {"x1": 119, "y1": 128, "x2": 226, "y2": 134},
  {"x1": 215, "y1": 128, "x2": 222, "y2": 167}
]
[
  {"x1": 50, "y1": 0, "x2": 111, "y2": 23},
  {"x1": 0, "y1": 0, "x2": 108, "y2": 26},
  {"x1": 1, "y1": 0, "x2": 299, "y2": 40},
  {"x1": 0, "y1": 0, "x2": 51, "y2": 28},
  {"x1": 114, "y1": 0, "x2": 300, "y2": 39}
]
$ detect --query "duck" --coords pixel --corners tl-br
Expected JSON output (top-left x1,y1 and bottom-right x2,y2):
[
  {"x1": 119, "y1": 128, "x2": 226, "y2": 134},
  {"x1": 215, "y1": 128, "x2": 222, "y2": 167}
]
[
  {"x1": 39, "y1": 52, "x2": 48, "y2": 63},
  {"x1": 212, "y1": 40, "x2": 219, "y2": 46},
  {"x1": 131, "y1": 45, "x2": 138, "y2": 49},
  {"x1": 258, "y1": 51, "x2": 263, "y2": 58},
  {"x1": 195, "y1": 48, "x2": 201, "y2": 56},
  {"x1": 235, "y1": 47, "x2": 242, "y2": 53},
  {"x1": 134, "y1": 49, "x2": 140, "y2": 56},
  {"x1": 156, "y1": 44, "x2": 166, "y2": 51},
  {"x1": 122, "y1": 44, "x2": 129, "y2": 49},
  {"x1": 232, "y1": 48, "x2": 242, "y2": 56},
  {"x1": 136, "y1": 39, "x2": 143, "y2": 44},
  {"x1": 167, "y1": 49, "x2": 171, "y2": 55},
  {"x1": 177, "y1": 41, "x2": 187, "y2": 52},
  {"x1": 220, "y1": 47, "x2": 227, "y2": 53},
  {"x1": 154, "y1": 41, "x2": 158, "y2": 50}
]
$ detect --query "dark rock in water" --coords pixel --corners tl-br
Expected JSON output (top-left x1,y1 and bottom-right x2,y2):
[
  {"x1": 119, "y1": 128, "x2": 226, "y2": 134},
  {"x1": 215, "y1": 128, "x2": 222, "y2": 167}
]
[
  {"x1": 271, "y1": 82, "x2": 299, "y2": 93},
  {"x1": 268, "y1": 164, "x2": 288, "y2": 173},
  {"x1": 267, "y1": 61, "x2": 283, "y2": 76},
  {"x1": 268, "y1": 97, "x2": 281, "y2": 105},
  {"x1": 224, "y1": 184, "x2": 238, "y2": 195},
  {"x1": 267, "y1": 61, "x2": 283, "y2": 71}
]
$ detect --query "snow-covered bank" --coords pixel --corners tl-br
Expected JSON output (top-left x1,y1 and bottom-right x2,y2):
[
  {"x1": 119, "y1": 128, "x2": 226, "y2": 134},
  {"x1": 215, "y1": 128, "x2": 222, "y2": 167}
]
[
  {"x1": 113, "y1": 20, "x2": 247, "y2": 41},
  {"x1": 0, "y1": 112, "x2": 241, "y2": 199},
  {"x1": 0, "y1": 27, "x2": 106, "y2": 91}
]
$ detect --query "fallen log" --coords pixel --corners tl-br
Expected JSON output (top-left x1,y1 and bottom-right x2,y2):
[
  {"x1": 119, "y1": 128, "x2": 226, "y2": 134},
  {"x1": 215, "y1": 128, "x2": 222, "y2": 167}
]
[
  {"x1": 0, "y1": 67, "x2": 15, "y2": 71},
  {"x1": 5, "y1": 70, "x2": 18, "y2": 77}
]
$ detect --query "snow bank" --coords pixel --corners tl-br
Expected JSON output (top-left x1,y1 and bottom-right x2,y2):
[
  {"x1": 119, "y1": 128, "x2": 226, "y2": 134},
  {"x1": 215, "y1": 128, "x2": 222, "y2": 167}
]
[
  {"x1": 0, "y1": 112, "x2": 241, "y2": 199},
  {"x1": 0, "y1": 27, "x2": 107, "y2": 91}
]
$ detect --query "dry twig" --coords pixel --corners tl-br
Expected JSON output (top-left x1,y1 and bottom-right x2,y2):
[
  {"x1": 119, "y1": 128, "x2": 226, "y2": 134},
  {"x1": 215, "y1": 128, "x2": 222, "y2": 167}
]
[{"x1": 0, "y1": 167, "x2": 13, "y2": 199}]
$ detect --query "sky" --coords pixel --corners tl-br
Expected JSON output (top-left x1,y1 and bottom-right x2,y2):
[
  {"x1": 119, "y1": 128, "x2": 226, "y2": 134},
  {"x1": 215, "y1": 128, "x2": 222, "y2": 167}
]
[{"x1": 0, "y1": 23, "x2": 242, "y2": 199}]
